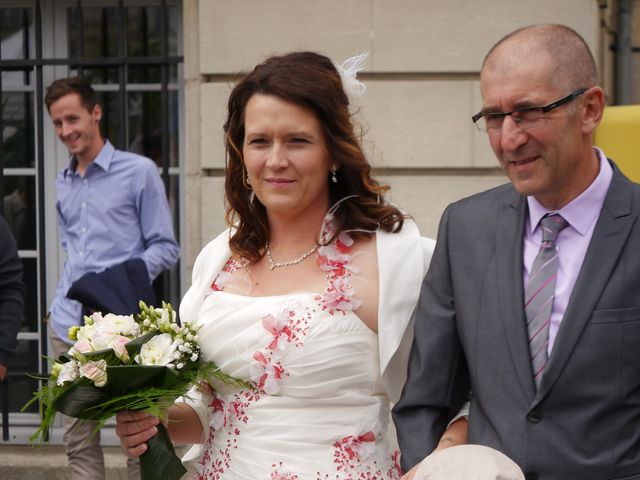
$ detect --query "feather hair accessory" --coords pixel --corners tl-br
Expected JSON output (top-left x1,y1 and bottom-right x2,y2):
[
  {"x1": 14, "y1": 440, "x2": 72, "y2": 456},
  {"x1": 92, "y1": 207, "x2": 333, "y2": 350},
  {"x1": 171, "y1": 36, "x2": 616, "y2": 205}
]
[{"x1": 335, "y1": 52, "x2": 368, "y2": 106}]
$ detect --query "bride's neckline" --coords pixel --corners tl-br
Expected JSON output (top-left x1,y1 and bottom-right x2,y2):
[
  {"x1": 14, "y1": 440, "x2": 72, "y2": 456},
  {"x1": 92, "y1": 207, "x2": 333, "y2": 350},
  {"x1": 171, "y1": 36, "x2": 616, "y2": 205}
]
[{"x1": 210, "y1": 288, "x2": 319, "y2": 300}]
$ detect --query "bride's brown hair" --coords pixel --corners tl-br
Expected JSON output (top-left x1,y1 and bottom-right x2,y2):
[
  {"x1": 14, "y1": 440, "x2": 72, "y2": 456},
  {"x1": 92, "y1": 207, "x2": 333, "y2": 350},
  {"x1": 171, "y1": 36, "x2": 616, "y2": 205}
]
[{"x1": 224, "y1": 51, "x2": 404, "y2": 263}]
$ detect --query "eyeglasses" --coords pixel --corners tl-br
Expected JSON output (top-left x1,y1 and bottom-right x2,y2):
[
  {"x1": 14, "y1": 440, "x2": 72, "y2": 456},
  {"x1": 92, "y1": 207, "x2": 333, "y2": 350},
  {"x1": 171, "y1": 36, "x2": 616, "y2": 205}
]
[{"x1": 472, "y1": 88, "x2": 588, "y2": 134}]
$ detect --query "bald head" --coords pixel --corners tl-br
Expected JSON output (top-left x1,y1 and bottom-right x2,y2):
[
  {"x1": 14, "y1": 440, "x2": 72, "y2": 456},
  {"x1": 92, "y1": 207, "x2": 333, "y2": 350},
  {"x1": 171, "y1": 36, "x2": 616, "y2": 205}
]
[{"x1": 482, "y1": 24, "x2": 598, "y2": 93}]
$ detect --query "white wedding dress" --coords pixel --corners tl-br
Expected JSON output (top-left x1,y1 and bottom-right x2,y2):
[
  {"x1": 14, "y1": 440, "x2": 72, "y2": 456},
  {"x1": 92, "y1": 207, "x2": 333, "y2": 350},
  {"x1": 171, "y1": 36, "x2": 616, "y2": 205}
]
[{"x1": 178, "y1": 220, "x2": 434, "y2": 480}]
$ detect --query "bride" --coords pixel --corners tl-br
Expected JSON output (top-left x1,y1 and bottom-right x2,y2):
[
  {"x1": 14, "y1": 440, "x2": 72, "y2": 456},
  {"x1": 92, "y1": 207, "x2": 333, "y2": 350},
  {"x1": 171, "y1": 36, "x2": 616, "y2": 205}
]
[{"x1": 116, "y1": 51, "x2": 467, "y2": 479}]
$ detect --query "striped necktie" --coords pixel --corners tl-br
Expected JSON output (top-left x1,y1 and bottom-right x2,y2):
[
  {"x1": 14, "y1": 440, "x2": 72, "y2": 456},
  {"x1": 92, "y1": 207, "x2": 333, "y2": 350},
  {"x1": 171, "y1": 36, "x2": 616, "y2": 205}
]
[{"x1": 525, "y1": 213, "x2": 568, "y2": 389}]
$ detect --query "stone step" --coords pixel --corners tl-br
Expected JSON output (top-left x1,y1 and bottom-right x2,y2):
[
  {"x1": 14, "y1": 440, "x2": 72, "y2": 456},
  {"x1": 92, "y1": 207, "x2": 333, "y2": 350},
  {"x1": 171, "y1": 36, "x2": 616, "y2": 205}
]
[{"x1": 0, "y1": 445, "x2": 129, "y2": 480}]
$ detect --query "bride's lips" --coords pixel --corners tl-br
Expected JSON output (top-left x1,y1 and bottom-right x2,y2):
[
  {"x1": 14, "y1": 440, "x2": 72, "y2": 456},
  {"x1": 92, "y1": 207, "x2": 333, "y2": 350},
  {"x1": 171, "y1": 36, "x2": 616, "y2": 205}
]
[{"x1": 265, "y1": 177, "x2": 295, "y2": 187}]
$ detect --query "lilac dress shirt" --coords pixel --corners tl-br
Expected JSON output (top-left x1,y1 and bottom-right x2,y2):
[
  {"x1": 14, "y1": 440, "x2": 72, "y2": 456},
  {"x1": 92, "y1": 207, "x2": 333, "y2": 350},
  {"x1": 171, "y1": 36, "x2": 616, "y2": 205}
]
[
  {"x1": 524, "y1": 148, "x2": 612, "y2": 354},
  {"x1": 50, "y1": 140, "x2": 180, "y2": 344}
]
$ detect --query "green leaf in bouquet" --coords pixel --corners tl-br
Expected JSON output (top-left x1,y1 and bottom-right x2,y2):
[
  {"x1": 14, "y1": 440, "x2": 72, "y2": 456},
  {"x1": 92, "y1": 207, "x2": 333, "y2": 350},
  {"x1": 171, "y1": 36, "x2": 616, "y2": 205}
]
[
  {"x1": 105, "y1": 365, "x2": 180, "y2": 397},
  {"x1": 202, "y1": 361, "x2": 252, "y2": 390},
  {"x1": 140, "y1": 423, "x2": 186, "y2": 480},
  {"x1": 21, "y1": 375, "x2": 61, "y2": 442},
  {"x1": 83, "y1": 347, "x2": 119, "y2": 366},
  {"x1": 53, "y1": 379, "x2": 112, "y2": 420}
]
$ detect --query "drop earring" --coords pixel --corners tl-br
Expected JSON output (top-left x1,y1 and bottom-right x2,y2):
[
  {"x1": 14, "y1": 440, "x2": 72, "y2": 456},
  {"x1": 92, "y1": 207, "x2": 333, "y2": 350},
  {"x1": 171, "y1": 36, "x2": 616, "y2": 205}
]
[
  {"x1": 331, "y1": 166, "x2": 338, "y2": 184},
  {"x1": 246, "y1": 175, "x2": 252, "y2": 186}
]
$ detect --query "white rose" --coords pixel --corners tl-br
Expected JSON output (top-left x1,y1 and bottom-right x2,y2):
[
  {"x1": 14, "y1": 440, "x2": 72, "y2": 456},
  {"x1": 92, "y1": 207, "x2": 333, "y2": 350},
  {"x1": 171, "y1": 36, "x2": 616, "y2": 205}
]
[
  {"x1": 90, "y1": 327, "x2": 116, "y2": 351},
  {"x1": 135, "y1": 333, "x2": 178, "y2": 366},
  {"x1": 57, "y1": 361, "x2": 80, "y2": 385},
  {"x1": 80, "y1": 360, "x2": 108, "y2": 387},
  {"x1": 90, "y1": 314, "x2": 137, "y2": 350},
  {"x1": 100, "y1": 313, "x2": 139, "y2": 337}
]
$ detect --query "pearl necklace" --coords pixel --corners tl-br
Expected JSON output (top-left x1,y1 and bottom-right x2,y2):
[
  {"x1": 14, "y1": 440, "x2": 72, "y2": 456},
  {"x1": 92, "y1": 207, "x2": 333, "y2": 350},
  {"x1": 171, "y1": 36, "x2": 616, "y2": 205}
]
[{"x1": 265, "y1": 242, "x2": 319, "y2": 270}]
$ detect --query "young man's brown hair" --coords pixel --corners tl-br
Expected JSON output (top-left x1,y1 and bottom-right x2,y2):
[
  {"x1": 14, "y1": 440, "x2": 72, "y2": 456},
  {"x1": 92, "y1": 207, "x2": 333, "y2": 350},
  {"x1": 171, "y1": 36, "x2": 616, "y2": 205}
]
[{"x1": 44, "y1": 76, "x2": 99, "y2": 113}]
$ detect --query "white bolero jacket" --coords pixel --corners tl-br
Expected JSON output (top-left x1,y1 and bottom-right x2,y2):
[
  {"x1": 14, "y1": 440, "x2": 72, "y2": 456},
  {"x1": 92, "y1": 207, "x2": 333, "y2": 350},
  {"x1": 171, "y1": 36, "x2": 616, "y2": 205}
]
[{"x1": 179, "y1": 219, "x2": 435, "y2": 403}]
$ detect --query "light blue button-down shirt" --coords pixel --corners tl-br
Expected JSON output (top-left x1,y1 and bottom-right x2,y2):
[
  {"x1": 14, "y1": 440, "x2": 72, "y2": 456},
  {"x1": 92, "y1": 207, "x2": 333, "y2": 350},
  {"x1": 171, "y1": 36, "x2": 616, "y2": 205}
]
[{"x1": 50, "y1": 140, "x2": 180, "y2": 343}]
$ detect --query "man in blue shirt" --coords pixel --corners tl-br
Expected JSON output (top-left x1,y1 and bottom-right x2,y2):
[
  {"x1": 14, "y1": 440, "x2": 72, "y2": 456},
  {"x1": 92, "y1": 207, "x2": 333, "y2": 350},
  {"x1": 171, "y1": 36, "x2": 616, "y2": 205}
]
[{"x1": 45, "y1": 76, "x2": 180, "y2": 480}]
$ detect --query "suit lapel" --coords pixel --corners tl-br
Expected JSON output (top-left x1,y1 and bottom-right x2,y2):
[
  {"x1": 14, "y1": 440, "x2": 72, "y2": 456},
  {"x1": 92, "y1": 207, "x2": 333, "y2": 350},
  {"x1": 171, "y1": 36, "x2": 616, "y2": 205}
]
[
  {"x1": 536, "y1": 166, "x2": 637, "y2": 400},
  {"x1": 496, "y1": 193, "x2": 536, "y2": 399}
]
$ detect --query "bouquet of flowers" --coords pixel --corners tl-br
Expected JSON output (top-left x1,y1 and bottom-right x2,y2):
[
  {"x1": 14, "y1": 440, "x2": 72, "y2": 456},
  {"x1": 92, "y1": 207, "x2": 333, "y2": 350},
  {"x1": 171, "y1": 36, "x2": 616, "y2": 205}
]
[{"x1": 24, "y1": 301, "x2": 244, "y2": 480}]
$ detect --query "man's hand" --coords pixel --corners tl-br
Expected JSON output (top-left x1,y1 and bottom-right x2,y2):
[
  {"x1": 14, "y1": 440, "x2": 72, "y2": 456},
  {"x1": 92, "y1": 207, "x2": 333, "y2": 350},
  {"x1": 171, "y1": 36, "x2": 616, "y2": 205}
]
[
  {"x1": 0, "y1": 364, "x2": 7, "y2": 382},
  {"x1": 400, "y1": 418, "x2": 469, "y2": 479},
  {"x1": 434, "y1": 417, "x2": 468, "y2": 452}
]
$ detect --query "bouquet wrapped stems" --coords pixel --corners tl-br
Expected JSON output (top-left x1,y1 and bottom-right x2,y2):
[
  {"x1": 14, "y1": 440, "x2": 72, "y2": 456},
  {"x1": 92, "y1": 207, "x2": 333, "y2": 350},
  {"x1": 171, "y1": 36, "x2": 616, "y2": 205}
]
[{"x1": 142, "y1": 423, "x2": 186, "y2": 480}]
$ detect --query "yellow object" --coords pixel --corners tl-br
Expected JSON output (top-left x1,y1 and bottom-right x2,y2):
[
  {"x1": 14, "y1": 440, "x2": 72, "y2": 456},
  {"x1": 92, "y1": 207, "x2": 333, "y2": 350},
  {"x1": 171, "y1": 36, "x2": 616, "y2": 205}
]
[{"x1": 594, "y1": 105, "x2": 640, "y2": 182}]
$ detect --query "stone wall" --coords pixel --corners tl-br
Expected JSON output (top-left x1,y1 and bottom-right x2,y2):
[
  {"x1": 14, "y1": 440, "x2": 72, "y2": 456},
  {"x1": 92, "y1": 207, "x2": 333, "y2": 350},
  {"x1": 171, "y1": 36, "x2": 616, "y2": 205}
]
[{"x1": 182, "y1": 0, "x2": 615, "y2": 278}]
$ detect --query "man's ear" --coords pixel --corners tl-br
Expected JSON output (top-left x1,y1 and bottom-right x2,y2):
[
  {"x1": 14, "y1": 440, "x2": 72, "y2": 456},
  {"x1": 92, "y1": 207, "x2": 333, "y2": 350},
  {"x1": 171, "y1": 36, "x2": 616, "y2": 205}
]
[
  {"x1": 581, "y1": 86, "x2": 605, "y2": 135},
  {"x1": 92, "y1": 104, "x2": 102, "y2": 124}
]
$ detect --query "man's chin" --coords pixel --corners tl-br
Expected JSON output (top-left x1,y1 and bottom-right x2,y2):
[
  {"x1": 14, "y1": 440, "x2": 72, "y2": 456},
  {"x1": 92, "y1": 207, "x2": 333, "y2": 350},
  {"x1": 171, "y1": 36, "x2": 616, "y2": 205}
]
[{"x1": 509, "y1": 178, "x2": 540, "y2": 198}]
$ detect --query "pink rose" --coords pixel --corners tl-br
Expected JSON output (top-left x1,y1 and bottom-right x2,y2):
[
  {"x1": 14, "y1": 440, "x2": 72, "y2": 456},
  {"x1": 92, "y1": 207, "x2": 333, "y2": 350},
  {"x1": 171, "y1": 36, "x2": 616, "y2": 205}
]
[
  {"x1": 109, "y1": 335, "x2": 131, "y2": 361},
  {"x1": 79, "y1": 359, "x2": 108, "y2": 387}
]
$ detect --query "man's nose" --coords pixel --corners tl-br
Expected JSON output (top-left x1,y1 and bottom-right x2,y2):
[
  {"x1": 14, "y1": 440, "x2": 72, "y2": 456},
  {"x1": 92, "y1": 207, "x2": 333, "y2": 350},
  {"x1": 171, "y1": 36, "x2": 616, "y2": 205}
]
[
  {"x1": 500, "y1": 115, "x2": 528, "y2": 152},
  {"x1": 59, "y1": 122, "x2": 72, "y2": 137}
]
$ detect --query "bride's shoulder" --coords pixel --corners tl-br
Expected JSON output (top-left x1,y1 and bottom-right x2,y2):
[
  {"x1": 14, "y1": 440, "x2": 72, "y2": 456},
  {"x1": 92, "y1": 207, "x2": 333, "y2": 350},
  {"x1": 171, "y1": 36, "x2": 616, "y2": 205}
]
[{"x1": 191, "y1": 229, "x2": 233, "y2": 281}]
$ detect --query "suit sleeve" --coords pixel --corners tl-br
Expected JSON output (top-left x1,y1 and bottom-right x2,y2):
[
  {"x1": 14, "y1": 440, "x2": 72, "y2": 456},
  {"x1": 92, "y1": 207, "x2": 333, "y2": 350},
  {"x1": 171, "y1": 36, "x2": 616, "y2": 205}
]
[
  {"x1": 0, "y1": 216, "x2": 25, "y2": 366},
  {"x1": 392, "y1": 205, "x2": 470, "y2": 471}
]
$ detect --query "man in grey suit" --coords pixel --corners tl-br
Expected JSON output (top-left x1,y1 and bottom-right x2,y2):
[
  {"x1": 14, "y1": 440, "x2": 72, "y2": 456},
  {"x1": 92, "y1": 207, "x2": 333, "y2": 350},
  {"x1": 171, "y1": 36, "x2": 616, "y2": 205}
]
[{"x1": 393, "y1": 24, "x2": 640, "y2": 480}]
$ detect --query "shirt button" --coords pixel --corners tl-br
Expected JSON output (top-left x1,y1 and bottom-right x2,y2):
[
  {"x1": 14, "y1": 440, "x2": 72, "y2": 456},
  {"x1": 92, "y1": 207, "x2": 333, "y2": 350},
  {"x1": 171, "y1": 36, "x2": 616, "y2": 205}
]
[
  {"x1": 81, "y1": 202, "x2": 86, "y2": 208},
  {"x1": 78, "y1": 251, "x2": 84, "y2": 257},
  {"x1": 81, "y1": 227, "x2": 86, "y2": 233},
  {"x1": 83, "y1": 179, "x2": 88, "y2": 185}
]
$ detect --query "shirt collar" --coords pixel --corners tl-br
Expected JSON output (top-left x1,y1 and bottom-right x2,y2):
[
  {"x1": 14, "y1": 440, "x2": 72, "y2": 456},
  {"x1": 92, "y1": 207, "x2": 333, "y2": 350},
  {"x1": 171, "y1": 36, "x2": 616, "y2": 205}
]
[
  {"x1": 63, "y1": 140, "x2": 114, "y2": 179},
  {"x1": 527, "y1": 147, "x2": 612, "y2": 236}
]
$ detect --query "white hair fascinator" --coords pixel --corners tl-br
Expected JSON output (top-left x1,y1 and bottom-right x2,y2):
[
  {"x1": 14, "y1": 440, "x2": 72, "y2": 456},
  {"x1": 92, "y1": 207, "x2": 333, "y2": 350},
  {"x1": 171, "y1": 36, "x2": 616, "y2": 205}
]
[{"x1": 335, "y1": 52, "x2": 368, "y2": 106}]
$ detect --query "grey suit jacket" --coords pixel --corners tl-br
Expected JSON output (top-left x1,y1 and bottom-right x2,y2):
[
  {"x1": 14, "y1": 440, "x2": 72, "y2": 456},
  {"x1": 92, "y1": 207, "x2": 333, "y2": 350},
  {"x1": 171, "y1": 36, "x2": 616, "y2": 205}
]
[{"x1": 393, "y1": 162, "x2": 640, "y2": 480}]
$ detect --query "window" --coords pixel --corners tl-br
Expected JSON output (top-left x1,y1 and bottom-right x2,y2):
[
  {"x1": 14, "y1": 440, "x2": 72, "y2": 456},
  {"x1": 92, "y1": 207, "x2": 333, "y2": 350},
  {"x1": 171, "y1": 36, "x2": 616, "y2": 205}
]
[{"x1": 0, "y1": 0, "x2": 183, "y2": 444}]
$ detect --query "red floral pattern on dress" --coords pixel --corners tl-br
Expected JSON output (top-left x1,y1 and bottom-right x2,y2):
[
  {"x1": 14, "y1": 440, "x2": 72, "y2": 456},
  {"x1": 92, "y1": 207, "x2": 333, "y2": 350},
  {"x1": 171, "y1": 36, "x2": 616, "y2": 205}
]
[
  {"x1": 249, "y1": 350, "x2": 285, "y2": 394},
  {"x1": 210, "y1": 257, "x2": 246, "y2": 292},
  {"x1": 391, "y1": 450, "x2": 403, "y2": 477},
  {"x1": 249, "y1": 303, "x2": 311, "y2": 394},
  {"x1": 208, "y1": 391, "x2": 226, "y2": 431},
  {"x1": 270, "y1": 463, "x2": 299, "y2": 479},
  {"x1": 262, "y1": 313, "x2": 293, "y2": 352},
  {"x1": 316, "y1": 232, "x2": 362, "y2": 314},
  {"x1": 335, "y1": 431, "x2": 376, "y2": 461},
  {"x1": 195, "y1": 388, "x2": 263, "y2": 480}
]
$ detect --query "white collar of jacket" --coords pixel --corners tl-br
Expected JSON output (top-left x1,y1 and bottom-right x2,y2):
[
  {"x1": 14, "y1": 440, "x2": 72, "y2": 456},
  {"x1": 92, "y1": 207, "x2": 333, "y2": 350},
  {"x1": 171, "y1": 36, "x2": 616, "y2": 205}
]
[{"x1": 179, "y1": 221, "x2": 433, "y2": 403}]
